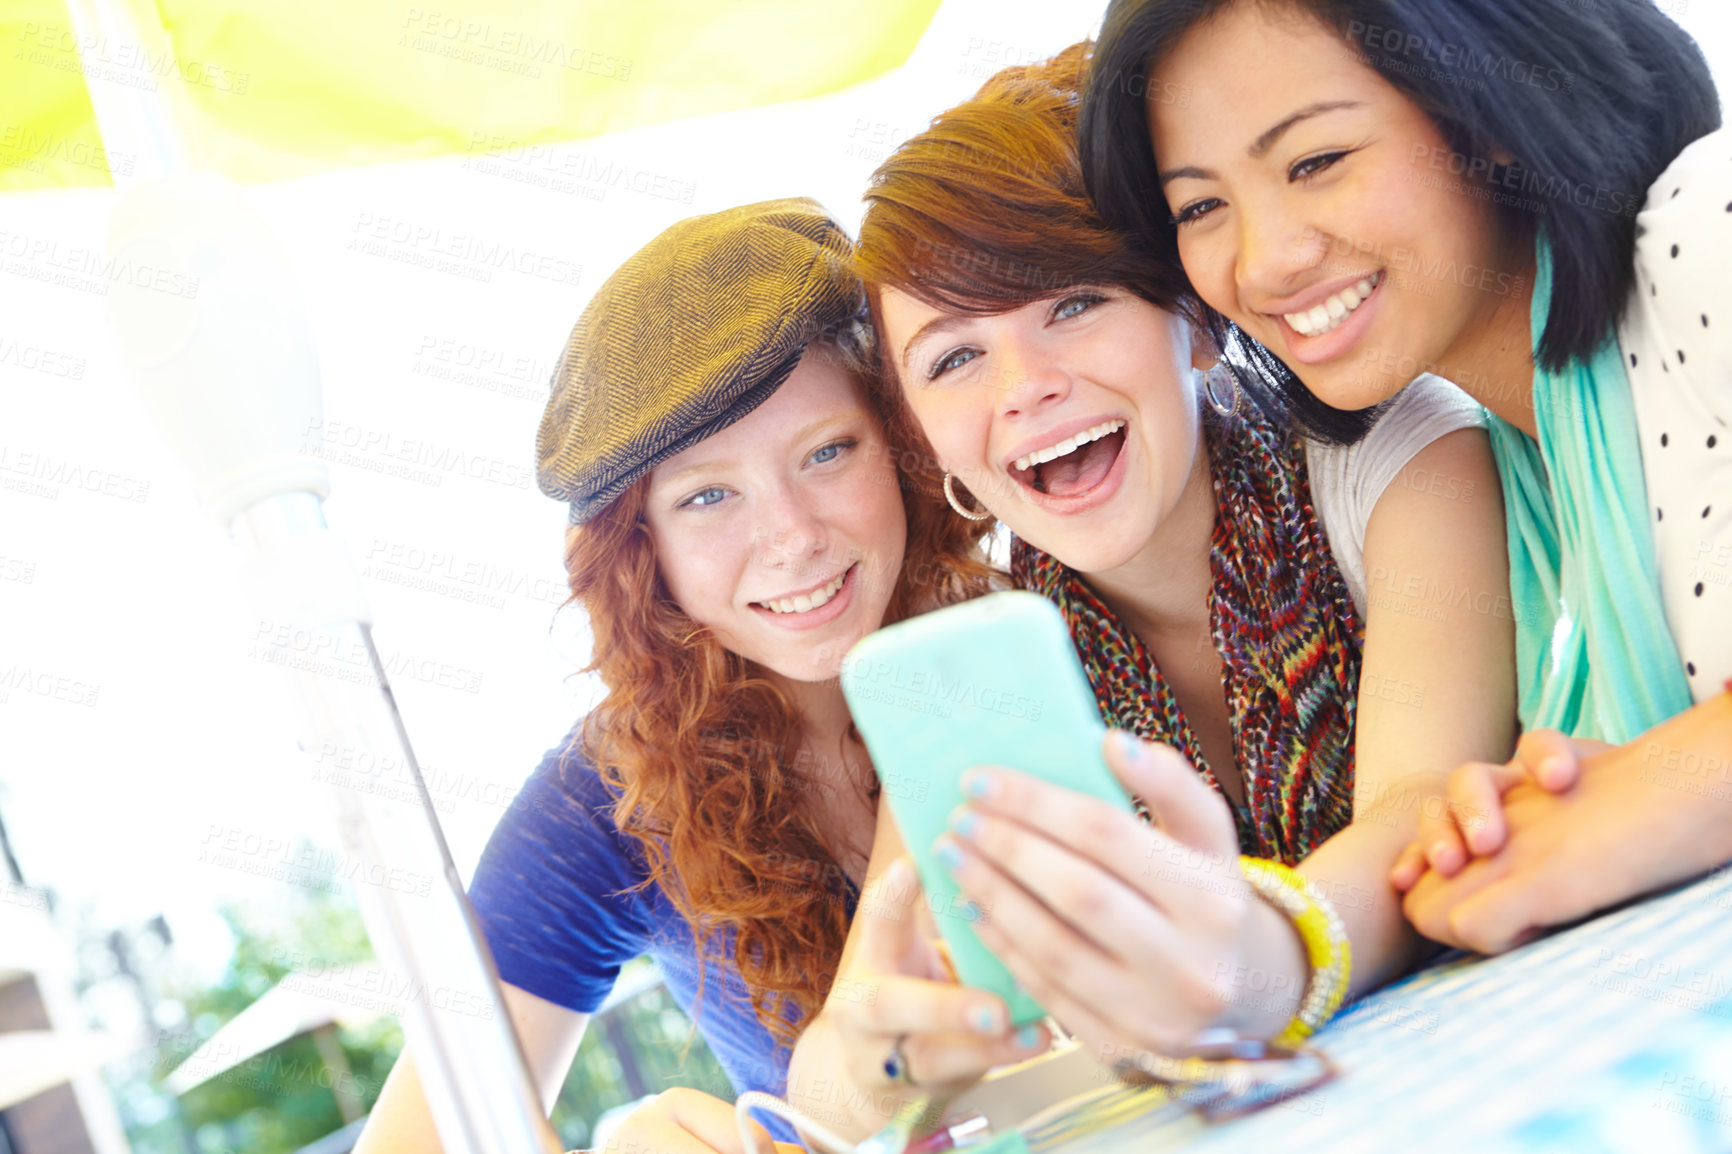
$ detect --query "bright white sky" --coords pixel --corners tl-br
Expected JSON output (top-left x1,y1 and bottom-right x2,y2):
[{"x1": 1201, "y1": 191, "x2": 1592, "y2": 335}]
[{"x1": 1, "y1": 0, "x2": 1728, "y2": 991}]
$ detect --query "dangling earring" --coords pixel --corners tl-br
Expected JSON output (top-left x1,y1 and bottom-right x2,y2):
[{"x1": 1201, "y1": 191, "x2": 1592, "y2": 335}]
[
  {"x1": 1201, "y1": 361, "x2": 1239, "y2": 417},
  {"x1": 942, "y1": 472, "x2": 993, "y2": 521}
]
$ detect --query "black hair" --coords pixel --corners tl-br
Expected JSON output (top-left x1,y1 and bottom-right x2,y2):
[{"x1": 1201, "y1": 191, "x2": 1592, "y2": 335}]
[{"x1": 1080, "y1": 0, "x2": 1721, "y2": 441}]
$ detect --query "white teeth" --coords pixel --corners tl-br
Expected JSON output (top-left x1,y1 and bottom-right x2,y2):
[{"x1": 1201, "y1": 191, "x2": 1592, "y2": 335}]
[
  {"x1": 1284, "y1": 271, "x2": 1382, "y2": 337},
  {"x1": 1012, "y1": 419, "x2": 1125, "y2": 472},
  {"x1": 759, "y1": 568, "x2": 848, "y2": 615}
]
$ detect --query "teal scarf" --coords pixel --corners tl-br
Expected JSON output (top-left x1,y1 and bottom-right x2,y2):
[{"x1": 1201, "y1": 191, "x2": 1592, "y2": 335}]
[{"x1": 1484, "y1": 234, "x2": 1692, "y2": 742}]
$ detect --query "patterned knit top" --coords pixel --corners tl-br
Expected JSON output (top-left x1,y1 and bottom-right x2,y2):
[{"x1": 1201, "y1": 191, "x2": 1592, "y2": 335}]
[{"x1": 1011, "y1": 403, "x2": 1364, "y2": 864}]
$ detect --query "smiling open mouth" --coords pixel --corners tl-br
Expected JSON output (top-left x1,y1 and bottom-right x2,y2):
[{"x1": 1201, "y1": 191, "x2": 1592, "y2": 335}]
[
  {"x1": 1283, "y1": 270, "x2": 1383, "y2": 338},
  {"x1": 1009, "y1": 420, "x2": 1126, "y2": 498},
  {"x1": 752, "y1": 562, "x2": 857, "y2": 615}
]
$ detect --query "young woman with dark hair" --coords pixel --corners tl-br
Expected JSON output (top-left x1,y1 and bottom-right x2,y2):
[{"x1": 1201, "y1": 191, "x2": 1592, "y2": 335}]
[
  {"x1": 354, "y1": 201, "x2": 1010, "y2": 1154},
  {"x1": 784, "y1": 45, "x2": 1516, "y2": 1139},
  {"x1": 1079, "y1": 0, "x2": 1731, "y2": 954}
]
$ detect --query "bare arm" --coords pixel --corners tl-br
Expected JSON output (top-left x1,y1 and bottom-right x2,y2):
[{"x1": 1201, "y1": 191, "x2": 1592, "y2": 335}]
[
  {"x1": 352, "y1": 981, "x2": 588, "y2": 1154},
  {"x1": 1296, "y1": 426, "x2": 1517, "y2": 996}
]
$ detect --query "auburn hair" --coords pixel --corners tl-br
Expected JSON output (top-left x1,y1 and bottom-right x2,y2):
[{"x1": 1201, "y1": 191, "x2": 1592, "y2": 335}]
[
  {"x1": 563, "y1": 321, "x2": 999, "y2": 1046},
  {"x1": 855, "y1": 41, "x2": 1291, "y2": 472},
  {"x1": 858, "y1": 42, "x2": 1190, "y2": 324}
]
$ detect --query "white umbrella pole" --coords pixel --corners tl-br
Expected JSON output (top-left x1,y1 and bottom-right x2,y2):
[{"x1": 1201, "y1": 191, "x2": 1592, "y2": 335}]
[
  {"x1": 60, "y1": 0, "x2": 197, "y2": 183},
  {"x1": 98, "y1": 156, "x2": 563, "y2": 1154}
]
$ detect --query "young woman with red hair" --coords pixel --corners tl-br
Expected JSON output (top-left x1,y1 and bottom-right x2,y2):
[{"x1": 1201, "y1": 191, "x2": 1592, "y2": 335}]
[
  {"x1": 785, "y1": 45, "x2": 1518, "y2": 1139},
  {"x1": 355, "y1": 201, "x2": 1013, "y2": 1154}
]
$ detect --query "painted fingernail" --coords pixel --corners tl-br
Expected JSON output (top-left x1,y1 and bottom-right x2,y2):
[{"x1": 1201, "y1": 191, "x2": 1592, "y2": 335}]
[
  {"x1": 935, "y1": 841, "x2": 964, "y2": 873},
  {"x1": 959, "y1": 900, "x2": 983, "y2": 922},
  {"x1": 951, "y1": 810, "x2": 981, "y2": 839},
  {"x1": 1016, "y1": 1025, "x2": 1041, "y2": 1048},
  {"x1": 1114, "y1": 730, "x2": 1145, "y2": 760},
  {"x1": 962, "y1": 770, "x2": 996, "y2": 800},
  {"x1": 970, "y1": 1005, "x2": 1004, "y2": 1034}
]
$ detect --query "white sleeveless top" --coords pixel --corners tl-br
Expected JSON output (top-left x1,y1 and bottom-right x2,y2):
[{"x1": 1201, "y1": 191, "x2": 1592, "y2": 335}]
[{"x1": 1305, "y1": 373, "x2": 1487, "y2": 619}]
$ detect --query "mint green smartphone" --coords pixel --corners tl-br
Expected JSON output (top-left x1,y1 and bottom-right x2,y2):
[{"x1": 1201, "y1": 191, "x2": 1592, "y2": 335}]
[{"x1": 840, "y1": 590, "x2": 1137, "y2": 1026}]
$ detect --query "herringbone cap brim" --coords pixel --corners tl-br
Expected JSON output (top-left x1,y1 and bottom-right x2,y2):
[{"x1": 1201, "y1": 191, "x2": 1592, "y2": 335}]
[{"x1": 537, "y1": 198, "x2": 862, "y2": 524}]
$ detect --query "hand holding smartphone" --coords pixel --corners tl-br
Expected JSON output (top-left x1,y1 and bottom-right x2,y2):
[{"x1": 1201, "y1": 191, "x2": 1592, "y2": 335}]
[{"x1": 841, "y1": 591, "x2": 1137, "y2": 1026}]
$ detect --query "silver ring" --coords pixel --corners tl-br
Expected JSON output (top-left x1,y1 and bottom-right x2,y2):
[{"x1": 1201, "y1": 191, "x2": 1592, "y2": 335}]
[{"x1": 882, "y1": 1033, "x2": 916, "y2": 1085}]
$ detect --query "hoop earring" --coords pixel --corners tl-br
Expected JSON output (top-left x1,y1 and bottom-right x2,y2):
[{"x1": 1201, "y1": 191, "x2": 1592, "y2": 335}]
[
  {"x1": 1201, "y1": 362, "x2": 1239, "y2": 418},
  {"x1": 942, "y1": 472, "x2": 993, "y2": 521}
]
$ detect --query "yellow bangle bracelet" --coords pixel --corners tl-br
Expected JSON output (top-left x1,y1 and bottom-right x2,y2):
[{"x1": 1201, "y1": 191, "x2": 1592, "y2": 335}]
[{"x1": 1238, "y1": 856, "x2": 1352, "y2": 1048}]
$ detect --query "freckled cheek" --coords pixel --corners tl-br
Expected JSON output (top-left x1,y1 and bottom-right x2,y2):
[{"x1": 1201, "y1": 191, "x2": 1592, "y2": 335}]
[
  {"x1": 850, "y1": 481, "x2": 908, "y2": 574},
  {"x1": 667, "y1": 531, "x2": 752, "y2": 620}
]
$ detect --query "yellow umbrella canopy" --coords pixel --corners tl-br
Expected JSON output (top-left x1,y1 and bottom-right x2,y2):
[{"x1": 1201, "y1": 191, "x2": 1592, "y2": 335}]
[{"x1": 2, "y1": 0, "x2": 942, "y2": 189}]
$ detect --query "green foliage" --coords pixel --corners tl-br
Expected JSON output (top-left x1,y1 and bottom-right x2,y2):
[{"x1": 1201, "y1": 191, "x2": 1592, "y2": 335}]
[
  {"x1": 548, "y1": 958, "x2": 736, "y2": 1149},
  {"x1": 126, "y1": 887, "x2": 740, "y2": 1154},
  {"x1": 132, "y1": 889, "x2": 389, "y2": 1154}
]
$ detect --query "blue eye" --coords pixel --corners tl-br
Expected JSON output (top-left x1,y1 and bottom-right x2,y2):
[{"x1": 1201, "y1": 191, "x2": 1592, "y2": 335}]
[
  {"x1": 681, "y1": 486, "x2": 729, "y2": 508},
  {"x1": 1052, "y1": 293, "x2": 1104, "y2": 320},
  {"x1": 929, "y1": 347, "x2": 980, "y2": 381},
  {"x1": 809, "y1": 438, "x2": 855, "y2": 465}
]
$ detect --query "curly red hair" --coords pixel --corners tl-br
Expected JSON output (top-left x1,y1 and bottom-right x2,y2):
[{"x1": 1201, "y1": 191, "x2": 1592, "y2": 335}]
[{"x1": 563, "y1": 327, "x2": 999, "y2": 1046}]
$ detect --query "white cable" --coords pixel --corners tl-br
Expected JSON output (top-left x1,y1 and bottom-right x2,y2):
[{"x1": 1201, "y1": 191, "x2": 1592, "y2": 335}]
[{"x1": 734, "y1": 1090, "x2": 863, "y2": 1154}]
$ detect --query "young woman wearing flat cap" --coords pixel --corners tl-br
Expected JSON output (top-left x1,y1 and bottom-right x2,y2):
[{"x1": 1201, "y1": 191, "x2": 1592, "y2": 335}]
[{"x1": 355, "y1": 199, "x2": 1015, "y2": 1154}]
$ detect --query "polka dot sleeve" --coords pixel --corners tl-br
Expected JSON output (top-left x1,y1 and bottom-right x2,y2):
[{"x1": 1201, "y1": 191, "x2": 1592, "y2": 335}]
[{"x1": 1621, "y1": 125, "x2": 1732, "y2": 703}]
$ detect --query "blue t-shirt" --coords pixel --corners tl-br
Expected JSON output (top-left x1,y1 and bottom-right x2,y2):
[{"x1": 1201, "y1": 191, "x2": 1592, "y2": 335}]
[{"x1": 468, "y1": 729, "x2": 851, "y2": 1141}]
